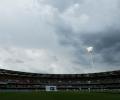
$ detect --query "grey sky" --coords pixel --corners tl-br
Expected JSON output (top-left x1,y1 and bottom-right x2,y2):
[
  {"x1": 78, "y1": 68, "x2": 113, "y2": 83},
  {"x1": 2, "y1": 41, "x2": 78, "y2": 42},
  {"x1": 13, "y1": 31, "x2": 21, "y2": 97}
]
[{"x1": 0, "y1": 0, "x2": 120, "y2": 74}]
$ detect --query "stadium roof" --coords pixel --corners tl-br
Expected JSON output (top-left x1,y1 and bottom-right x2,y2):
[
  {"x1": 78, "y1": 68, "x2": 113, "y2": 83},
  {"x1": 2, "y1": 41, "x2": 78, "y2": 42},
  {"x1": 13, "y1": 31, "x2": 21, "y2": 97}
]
[{"x1": 0, "y1": 68, "x2": 120, "y2": 79}]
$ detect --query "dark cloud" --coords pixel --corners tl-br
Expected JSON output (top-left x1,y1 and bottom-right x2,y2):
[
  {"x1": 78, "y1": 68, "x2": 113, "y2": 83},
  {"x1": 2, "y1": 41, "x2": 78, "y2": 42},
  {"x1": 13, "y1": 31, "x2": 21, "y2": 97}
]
[
  {"x1": 57, "y1": 26, "x2": 120, "y2": 67},
  {"x1": 81, "y1": 29, "x2": 120, "y2": 65},
  {"x1": 40, "y1": 0, "x2": 83, "y2": 12}
]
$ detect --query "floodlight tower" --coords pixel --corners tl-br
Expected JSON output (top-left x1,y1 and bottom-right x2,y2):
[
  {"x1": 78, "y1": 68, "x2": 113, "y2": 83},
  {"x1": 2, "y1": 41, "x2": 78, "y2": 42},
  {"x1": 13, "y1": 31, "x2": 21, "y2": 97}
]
[
  {"x1": 86, "y1": 47, "x2": 94, "y2": 68},
  {"x1": 86, "y1": 47, "x2": 94, "y2": 92}
]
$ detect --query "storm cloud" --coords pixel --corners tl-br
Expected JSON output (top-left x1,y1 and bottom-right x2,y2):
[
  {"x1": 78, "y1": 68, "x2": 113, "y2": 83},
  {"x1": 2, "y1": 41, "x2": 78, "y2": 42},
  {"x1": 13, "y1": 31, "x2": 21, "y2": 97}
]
[{"x1": 0, "y1": 0, "x2": 120, "y2": 73}]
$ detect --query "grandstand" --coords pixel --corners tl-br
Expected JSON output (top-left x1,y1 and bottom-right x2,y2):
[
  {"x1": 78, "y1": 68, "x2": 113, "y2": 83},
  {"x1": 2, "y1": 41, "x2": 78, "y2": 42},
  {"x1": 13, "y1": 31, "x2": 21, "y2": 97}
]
[{"x1": 0, "y1": 68, "x2": 120, "y2": 91}]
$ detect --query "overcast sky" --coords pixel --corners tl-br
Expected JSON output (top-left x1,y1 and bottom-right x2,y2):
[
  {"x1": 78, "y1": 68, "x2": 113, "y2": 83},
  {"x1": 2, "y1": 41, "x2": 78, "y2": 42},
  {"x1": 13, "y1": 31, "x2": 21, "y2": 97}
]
[{"x1": 0, "y1": 0, "x2": 120, "y2": 74}]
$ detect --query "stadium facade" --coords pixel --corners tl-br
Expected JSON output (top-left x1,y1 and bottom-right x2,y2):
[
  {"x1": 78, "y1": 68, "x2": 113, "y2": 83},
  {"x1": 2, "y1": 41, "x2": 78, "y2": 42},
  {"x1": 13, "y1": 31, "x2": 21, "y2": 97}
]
[{"x1": 0, "y1": 69, "x2": 120, "y2": 91}]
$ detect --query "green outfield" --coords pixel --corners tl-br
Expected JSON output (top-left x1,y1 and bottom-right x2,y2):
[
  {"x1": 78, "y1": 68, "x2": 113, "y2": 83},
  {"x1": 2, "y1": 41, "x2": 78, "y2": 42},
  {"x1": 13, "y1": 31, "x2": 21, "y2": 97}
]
[{"x1": 0, "y1": 91, "x2": 120, "y2": 100}]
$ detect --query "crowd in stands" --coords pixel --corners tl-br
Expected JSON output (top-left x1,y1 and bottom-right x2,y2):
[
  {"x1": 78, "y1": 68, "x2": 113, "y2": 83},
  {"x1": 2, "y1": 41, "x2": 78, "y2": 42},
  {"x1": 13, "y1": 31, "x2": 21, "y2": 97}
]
[{"x1": 0, "y1": 69, "x2": 120, "y2": 91}]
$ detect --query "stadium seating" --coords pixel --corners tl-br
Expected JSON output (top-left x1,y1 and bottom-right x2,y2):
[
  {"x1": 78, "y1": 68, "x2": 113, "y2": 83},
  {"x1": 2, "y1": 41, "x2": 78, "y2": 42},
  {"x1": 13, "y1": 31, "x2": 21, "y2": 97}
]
[{"x1": 0, "y1": 69, "x2": 120, "y2": 91}]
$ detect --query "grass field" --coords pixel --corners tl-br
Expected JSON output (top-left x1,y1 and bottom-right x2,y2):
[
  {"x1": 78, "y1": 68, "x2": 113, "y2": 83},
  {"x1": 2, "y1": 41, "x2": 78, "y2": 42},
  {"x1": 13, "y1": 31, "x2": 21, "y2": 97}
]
[{"x1": 0, "y1": 91, "x2": 120, "y2": 100}]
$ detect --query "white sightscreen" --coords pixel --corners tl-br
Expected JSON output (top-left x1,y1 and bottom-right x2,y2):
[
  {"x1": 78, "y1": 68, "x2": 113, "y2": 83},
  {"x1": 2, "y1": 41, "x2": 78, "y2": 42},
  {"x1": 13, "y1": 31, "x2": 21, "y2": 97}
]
[{"x1": 45, "y1": 86, "x2": 57, "y2": 91}]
